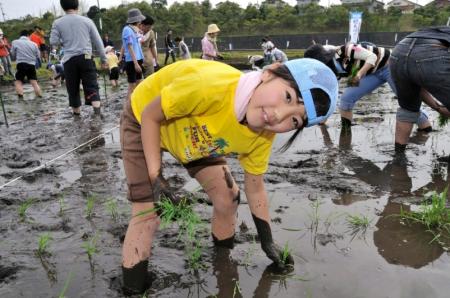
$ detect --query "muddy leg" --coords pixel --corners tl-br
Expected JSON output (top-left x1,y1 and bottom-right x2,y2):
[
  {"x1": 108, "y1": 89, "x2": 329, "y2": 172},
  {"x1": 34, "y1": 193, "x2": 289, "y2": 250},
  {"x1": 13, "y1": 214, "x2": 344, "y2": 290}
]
[
  {"x1": 122, "y1": 201, "x2": 160, "y2": 294},
  {"x1": 14, "y1": 80, "x2": 24, "y2": 97},
  {"x1": 395, "y1": 120, "x2": 414, "y2": 152},
  {"x1": 194, "y1": 165, "x2": 239, "y2": 247},
  {"x1": 30, "y1": 80, "x2": 42, "y2": 97}
]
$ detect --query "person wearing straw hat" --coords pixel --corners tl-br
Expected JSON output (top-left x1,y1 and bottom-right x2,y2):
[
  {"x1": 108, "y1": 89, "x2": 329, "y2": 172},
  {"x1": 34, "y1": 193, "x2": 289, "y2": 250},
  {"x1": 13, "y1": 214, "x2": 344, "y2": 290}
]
[
  {"x1": 121, "y1": 8, "x2": 145, "y2": 100},
  {"x1": 201, "y1": 23, "x2": 222, "y2": 61}
]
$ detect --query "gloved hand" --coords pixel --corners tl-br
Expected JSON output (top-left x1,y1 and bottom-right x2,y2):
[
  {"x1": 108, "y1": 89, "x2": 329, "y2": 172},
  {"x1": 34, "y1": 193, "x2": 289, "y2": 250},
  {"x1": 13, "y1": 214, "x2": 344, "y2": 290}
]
[
  {"x1": 151, "y1": 172, "x2": 182, "y2": 205},
  {"x1": 252, "y1": 214, "x2": 294, "y2": 272}
]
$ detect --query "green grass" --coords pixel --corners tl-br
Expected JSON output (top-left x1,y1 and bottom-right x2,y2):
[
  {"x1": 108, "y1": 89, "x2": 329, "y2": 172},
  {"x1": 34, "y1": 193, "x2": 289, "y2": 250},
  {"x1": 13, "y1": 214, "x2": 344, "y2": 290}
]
[
  {"x1": 18, "y1": 199, "x2": 34, "y2": 221},
  {"x1": 85, "y1": 194, "x2": 96, "y2": 219},
  {"x1": 346, "y1": 214, "x2": 372, "y2": 241},
  {"x1": 104, "y1": 198, "x2": 119, "y2": 221},
  {"x1": 36, "y1": 233, "x2": 52, "y2": 257}
]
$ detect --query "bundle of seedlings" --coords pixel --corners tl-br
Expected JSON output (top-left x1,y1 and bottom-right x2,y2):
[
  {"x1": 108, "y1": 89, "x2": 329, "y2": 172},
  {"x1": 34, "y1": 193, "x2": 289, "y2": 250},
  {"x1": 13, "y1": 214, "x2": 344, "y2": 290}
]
[
  {"x1": 346, "y1": 65, "x2": 360, "y2": 87},
  {"x1": 138, "y1": 196, "x2": 208, "y2": 270},
  {"x1": 399, "y1": 188, "x2": 450, "y2": 247}
]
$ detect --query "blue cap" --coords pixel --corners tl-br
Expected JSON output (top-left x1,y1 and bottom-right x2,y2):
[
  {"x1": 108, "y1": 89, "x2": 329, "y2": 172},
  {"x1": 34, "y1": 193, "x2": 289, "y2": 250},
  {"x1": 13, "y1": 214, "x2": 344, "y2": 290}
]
[{"x1": 284, "y1": 58, "x2": 338, "y2": 127}]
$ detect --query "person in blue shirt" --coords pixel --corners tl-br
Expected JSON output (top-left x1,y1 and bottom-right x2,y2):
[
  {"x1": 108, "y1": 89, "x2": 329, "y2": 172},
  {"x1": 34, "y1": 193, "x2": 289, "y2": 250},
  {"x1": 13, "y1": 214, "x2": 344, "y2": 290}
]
[{"x1": 121, "y1": 8, "x2": 145, "y2": 100}]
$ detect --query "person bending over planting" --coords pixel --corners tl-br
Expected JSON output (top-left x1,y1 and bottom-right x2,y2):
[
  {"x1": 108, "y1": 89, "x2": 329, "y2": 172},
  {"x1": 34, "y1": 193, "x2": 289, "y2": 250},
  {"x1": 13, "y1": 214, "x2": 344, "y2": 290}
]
[
  {"x1": 120, "y1": 58, "x2": 338, "y2": 294},
  {"x1": 304, "y1": 42, "x2": 432, "y2": 131},
  {"x1": 389, "y1": 26, "x2": 450, "y2": 154}
]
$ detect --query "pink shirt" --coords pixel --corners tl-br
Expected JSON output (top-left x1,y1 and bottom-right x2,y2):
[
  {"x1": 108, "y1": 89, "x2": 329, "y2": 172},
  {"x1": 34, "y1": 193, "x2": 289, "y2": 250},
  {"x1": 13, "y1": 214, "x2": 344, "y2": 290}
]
[{"x1": 201, "y1": 35, "x2": 216, "y2": 60}]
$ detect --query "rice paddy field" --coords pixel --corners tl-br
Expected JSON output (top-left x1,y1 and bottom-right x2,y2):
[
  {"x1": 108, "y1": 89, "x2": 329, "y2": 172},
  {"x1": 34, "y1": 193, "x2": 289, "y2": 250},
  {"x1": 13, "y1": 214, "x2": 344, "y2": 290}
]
[{"x1": 1, "y1": 62, "x2": 449, "y2": 298}]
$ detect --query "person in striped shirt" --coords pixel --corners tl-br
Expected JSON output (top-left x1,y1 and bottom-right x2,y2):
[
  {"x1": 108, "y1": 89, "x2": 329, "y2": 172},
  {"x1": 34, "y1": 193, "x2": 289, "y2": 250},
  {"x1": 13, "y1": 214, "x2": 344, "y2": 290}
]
[{"x1": 305, "y1": 42, "x2": 432, "y2": 131}]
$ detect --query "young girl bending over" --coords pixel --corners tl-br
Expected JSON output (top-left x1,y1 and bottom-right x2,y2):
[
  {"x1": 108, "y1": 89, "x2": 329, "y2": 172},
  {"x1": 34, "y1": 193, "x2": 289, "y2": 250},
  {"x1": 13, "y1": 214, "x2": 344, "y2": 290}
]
[{"x1": 120, "y1": 58, "x2": 338, "y2": 294}]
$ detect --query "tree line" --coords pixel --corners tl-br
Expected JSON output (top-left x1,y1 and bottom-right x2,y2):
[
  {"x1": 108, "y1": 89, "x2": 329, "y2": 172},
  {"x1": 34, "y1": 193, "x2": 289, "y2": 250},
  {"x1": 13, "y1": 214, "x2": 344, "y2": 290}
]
[{"x1": 1, "y1": 0, "x2": 449, "y2": 43}]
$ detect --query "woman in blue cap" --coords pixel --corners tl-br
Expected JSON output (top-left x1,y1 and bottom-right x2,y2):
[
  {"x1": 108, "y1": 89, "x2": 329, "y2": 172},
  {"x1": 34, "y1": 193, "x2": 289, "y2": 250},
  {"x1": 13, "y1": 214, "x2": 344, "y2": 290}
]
[{"x1": 119, "y1": 58, "x2": 338, "y2": 294}]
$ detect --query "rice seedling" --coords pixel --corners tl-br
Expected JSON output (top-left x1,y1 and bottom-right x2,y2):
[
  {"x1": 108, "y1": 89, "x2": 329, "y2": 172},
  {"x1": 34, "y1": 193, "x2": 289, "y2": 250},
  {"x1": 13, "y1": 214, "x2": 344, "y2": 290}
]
[
  {"x1": 399, "y1": 188, "x2": 450, "y2": 244},
  {"x1": 187, "y1": 244, "x2": 204, "y2": 270},
  {"x1": 346, "y1": 214, "x2": 372, "y2": 241},
  {"x1": 36, "y1": 233, "x2": 52, "y2": 257},
  {"x1": 81, "y1": 234, "x2": 99, "y2": 260},
  {"x1": 280, "y1": 242, "x2": 292, "y2": 266},
  {"x1": 104, "y1": 198, "x2": 119, "y2": 221},
  {"x1": 241, "y1": 235, "x2": 257, "y2": 267},
  {"x1": 58, "y1": 271, "x2": 73, "y2": 298},
  {"x1": 18, "y1": 199, "x2": 33, "y2": 221},
  {"x1": 232, "y1": 280, "x2": 241, "y2": 298},
  {"x1": 438, "y1": 114, "x2": 449, "y2": 128},
  {"x1": 347, "y1": 65, "x2": 361, "y2": 87},
  {"x1": 85, "y1": 194, "x2": 96, "y2": 219}
]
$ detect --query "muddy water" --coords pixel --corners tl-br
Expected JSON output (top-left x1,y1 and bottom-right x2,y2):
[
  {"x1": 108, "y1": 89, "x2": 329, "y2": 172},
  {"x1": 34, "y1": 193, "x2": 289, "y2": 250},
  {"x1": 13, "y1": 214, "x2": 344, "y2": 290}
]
[{"x1": 0, "y1": 78, "x2": 449, "y2": 298}]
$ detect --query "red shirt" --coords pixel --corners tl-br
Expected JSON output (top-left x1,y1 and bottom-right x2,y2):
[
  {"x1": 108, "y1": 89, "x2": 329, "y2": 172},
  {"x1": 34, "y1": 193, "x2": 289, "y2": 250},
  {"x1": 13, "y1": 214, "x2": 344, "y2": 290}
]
[
  {"x1": 30, "y1": 32, "x2": 43, "y2": 47},
  {"x1": 0, "y1": 37, "x2": 10, "y2": 57}
]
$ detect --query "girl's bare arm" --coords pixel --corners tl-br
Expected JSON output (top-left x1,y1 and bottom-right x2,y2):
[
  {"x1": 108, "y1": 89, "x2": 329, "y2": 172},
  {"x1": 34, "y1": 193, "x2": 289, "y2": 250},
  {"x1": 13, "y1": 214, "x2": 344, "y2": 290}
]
[{"x1": 141, "y1": 96, "x2": 165, "y2": 181}]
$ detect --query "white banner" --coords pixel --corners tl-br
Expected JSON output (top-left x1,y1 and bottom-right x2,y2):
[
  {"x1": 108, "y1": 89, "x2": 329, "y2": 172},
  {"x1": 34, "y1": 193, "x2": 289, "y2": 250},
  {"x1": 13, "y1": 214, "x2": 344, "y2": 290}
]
[{"x1": 349, "y1": 11, "x2": 363, "y2": 44}]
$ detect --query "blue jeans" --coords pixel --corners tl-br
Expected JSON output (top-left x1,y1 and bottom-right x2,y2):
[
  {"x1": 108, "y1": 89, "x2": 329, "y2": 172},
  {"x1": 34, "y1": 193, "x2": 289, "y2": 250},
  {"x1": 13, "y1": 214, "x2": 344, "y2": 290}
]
[
  {"x1": 390, "y1": 38, "x2": 450, "y2": 118},
  {"x1": 340, "y1": 64, "x2": 429, "y2": 126}
]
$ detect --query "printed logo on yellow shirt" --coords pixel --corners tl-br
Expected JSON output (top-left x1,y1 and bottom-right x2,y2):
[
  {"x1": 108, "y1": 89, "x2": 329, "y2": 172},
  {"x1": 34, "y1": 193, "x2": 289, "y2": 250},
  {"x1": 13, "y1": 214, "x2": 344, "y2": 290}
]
[{"x1": 184, "y1": 124, "x2": 229, "y2": 161}]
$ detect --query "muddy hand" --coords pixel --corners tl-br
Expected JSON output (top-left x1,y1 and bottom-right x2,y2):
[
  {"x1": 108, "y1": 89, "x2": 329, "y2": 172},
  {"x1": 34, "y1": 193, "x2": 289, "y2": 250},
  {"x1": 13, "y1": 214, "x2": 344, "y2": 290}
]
[
  {"x1": 252, "y1": 214, "x2": 294, "y2": 271},
  {"x1": 151, "y1": 172, "x2": 181, "y2": 204}
]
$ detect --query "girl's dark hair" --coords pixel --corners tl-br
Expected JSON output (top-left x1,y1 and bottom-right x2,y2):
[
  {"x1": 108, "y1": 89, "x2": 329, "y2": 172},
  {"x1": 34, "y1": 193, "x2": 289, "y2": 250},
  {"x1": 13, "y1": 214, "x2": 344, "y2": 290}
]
[
  {"x1": 266, "y1": 64, "x2": 331, "y2": 151},
  {"x1": 304, "y1": 44, "x2": 339, "y2": 77},
  {"x1": 60, "y1": 0, "x2": 79, "y2": 10}
]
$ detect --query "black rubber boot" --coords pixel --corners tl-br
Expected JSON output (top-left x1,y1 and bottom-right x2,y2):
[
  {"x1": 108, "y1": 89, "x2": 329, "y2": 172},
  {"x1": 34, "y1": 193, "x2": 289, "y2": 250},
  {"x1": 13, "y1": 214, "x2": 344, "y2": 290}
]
[
  {"x1": 212, "y1": 233, "x2": 235, "y2": 249},
  {"x1": 394, "y1": 142, "x2": 407, "y2": 154},
  {"x1": 122, "y1": 260, "x2": 151, "y2": 296},
  {"x1": 341, "y1": 117, "x2": 353, "y2": 131},
  {"x1": 93, "y1": 106, "x2": 101, "y2": 115}
]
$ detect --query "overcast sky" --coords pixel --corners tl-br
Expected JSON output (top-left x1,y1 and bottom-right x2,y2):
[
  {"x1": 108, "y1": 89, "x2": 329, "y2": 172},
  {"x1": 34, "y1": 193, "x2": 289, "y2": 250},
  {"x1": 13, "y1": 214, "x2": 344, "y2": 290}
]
[{"x1": 0, "y1": 0, "x2": 433, "y2": 21}]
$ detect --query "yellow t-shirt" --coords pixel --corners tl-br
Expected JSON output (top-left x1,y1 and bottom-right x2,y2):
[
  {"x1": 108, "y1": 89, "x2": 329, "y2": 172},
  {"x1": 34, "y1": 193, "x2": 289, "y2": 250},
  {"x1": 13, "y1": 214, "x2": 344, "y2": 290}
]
[
  {"x1": 106, "y1": 53, "x2": 119, "y2": 69},
  {"x1": 131, "y1": 59, "x2": 275, "y2": 175}
]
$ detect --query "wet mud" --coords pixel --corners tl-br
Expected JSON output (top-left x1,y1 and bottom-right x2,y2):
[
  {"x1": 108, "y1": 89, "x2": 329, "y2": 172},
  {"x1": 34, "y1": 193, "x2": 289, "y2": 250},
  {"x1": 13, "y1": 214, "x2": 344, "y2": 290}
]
[{"x1": 1, "y1": 78, "x2": 450, "y2": 298}]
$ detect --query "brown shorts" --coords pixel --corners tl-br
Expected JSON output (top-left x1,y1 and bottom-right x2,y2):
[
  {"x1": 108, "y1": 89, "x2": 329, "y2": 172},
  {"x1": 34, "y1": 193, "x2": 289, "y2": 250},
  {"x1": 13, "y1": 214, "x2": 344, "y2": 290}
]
[{"x1": 120, "y1": 99, "x2": 227, "y2": 202}]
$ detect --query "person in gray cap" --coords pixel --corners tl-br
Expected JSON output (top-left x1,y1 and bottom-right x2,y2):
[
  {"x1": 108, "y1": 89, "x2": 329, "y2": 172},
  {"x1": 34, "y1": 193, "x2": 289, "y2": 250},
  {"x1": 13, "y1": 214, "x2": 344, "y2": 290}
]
[
  {"x1": 121, "y1": 8, "x2": 145, "y2": 101},
  {"x1": 50, "y1": 0, "x2": 107, "y2": 117}
]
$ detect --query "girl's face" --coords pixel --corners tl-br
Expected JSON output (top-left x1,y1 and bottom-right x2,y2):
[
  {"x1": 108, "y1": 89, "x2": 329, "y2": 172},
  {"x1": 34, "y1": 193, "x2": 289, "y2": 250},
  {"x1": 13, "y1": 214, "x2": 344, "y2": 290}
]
[{"x1": 246, "y1": 69, "x2": 307, "y2": 133}]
